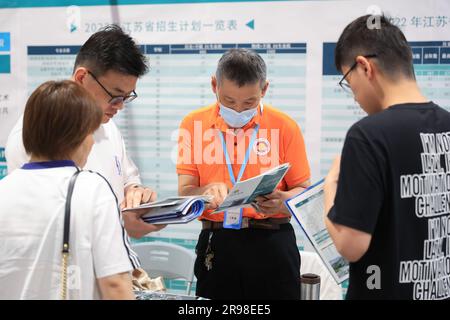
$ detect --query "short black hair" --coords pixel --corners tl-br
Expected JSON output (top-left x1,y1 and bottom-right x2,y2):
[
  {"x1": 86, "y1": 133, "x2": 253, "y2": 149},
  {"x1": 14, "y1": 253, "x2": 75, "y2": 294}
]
[
  {"x1": 216, "y1": 48, "x2": 266, "y2": 88},
  {"x1": 74, "y1": 25, "x2": 148, "y2": 77},
  {"x1": 335, "y1": 15, "x2": 415, "y2": 79}
]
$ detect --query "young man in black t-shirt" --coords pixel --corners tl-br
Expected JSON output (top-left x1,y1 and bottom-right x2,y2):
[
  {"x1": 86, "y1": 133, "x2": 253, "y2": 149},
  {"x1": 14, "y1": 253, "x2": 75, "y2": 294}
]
[{"x1": 324, "y1": 15, "x2": 450, "y2": 300}]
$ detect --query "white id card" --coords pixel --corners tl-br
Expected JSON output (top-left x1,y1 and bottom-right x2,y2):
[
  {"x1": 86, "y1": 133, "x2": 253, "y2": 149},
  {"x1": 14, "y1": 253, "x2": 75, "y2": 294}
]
[{"x1": 223, "y1": 208, "x2": 243, "y2": 229}]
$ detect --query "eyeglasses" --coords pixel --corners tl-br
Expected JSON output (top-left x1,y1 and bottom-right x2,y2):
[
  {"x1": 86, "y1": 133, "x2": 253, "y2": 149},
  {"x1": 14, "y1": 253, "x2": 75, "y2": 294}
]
[
  {"x1": 87, "y1": 71, "x2": 137, "y2": 106},
  {"x1": 338, "y1": 54, "x2": 377, "y2": 94}
]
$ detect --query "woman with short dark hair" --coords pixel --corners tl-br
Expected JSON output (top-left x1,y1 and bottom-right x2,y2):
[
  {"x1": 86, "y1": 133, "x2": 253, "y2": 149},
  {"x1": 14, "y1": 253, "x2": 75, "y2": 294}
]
[{"x1": 0, "y1": 80, "x2": 136, "y2": 300}]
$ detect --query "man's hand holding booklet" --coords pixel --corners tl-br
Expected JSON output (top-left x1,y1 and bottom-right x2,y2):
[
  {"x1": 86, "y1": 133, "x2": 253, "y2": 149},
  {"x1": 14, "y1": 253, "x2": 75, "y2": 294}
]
[
  {"x1": 121, "y1": 163, "x2": 290, "y2": 224},
  {"x1": 212, "y1": 163, "x2": 291, "y2": 213},
  {"x1": 122, "y1": 195, "x2": 213, "y2": 224}
]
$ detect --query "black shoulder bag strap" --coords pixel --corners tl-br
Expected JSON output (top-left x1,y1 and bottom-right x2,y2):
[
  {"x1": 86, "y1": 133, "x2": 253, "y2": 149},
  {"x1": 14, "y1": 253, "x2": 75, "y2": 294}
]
[{"x1": 60, "y1": 169, "x2": 81, "y2": 300}]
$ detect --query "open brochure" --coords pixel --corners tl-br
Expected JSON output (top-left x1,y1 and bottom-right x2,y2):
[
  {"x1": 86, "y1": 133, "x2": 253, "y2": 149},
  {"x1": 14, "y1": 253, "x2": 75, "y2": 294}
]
[
  {"x1": 122, "y1": 196, "x2": 211, "y2": 225},
  {"x1": 212, "y1": 163, "x2": 291, "y2": 213},
  {"x1": 285, "y1": 179, "x2": 349, "y2": 284}
]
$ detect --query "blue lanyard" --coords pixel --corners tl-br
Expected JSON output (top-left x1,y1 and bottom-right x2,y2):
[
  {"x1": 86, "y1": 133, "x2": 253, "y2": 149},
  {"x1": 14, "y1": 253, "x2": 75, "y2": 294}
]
[{"x1": 218, "y1": 124, "x2": 260, "y2": 185}]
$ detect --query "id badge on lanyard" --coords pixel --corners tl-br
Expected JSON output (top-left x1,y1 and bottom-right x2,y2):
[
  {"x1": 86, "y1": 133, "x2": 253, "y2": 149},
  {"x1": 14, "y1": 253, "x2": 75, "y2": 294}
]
[
  {"x1": 223, "y1": 208, "x2": 243, "y2": 229},
  {"x1": 219, "y1": 123, "x2": 260, "y2": 229}
]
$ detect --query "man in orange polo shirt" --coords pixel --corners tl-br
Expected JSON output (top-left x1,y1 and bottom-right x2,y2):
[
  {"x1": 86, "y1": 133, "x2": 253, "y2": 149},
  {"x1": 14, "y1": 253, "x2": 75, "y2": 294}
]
[{"x1": 177, "y1": 48, "x2": 310, "y2": 299}]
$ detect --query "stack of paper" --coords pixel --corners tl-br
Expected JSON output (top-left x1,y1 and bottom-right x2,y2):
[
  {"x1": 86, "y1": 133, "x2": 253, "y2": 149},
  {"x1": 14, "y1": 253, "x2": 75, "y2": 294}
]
[{"x1": 122, "y1": 196, "x2": 210, "y2": 224}]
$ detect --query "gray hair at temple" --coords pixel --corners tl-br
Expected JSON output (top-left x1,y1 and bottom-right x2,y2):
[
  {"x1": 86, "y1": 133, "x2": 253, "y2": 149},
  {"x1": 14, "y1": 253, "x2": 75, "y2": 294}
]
[{"x1": 216, "y1": 48, "x2": 267, "y2": 89}]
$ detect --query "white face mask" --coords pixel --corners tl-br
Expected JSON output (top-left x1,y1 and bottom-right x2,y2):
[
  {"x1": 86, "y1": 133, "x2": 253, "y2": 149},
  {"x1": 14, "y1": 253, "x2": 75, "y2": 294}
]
[{"x1": 219, "y1": 104, "x2": 258, "y2": 128}]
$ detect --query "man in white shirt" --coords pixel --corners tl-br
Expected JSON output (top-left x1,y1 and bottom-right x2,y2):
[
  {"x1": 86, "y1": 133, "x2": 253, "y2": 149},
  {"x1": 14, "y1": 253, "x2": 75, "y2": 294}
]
[{"x1": 6, "y1": 25, "x2": 164, "y2": 239}]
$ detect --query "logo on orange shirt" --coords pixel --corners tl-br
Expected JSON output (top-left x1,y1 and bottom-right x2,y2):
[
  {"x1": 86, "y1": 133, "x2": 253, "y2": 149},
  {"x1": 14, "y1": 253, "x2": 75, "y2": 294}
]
[{"x1": 254, "y1": 138, "x2": 271, "y2": 156}]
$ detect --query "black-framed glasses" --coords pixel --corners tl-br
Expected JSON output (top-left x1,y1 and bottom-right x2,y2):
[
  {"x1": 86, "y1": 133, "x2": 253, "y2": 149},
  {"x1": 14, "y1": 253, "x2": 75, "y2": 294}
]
[
  {"x1": 87, "y1": 71, "x2": 137, "y2": 106},
  {"x1": 338, "y1": 54, "x2": 377, "y2": 93}
]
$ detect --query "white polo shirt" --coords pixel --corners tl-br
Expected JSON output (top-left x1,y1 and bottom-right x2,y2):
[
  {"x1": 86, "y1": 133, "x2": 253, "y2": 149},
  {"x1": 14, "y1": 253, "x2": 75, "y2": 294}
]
[
  {"x1": 5, "y1": 116, "x2": 141, "y2": 204},
  {"x1": 0, "y1": 161, "x2": 138, "y2": 299}
]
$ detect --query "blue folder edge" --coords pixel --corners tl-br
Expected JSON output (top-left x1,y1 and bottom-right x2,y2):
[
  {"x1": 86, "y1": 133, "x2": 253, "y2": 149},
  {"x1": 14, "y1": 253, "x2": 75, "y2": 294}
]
[{"x1": 142, "y1": 199, "x2": 205, "y2": 224}]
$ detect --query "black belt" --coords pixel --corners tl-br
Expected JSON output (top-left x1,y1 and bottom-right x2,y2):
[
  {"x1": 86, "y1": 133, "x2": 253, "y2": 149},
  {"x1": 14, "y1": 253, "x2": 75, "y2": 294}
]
[{"x1": 201, "y1": 217, "x2": 291, "y2": 230}]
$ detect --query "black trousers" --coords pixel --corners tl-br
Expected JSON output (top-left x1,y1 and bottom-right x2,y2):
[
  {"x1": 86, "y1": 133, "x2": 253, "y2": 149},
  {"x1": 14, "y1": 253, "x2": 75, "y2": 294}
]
[{"x1": 194, "y1": 223, "x2": 301, "y2": 300}]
